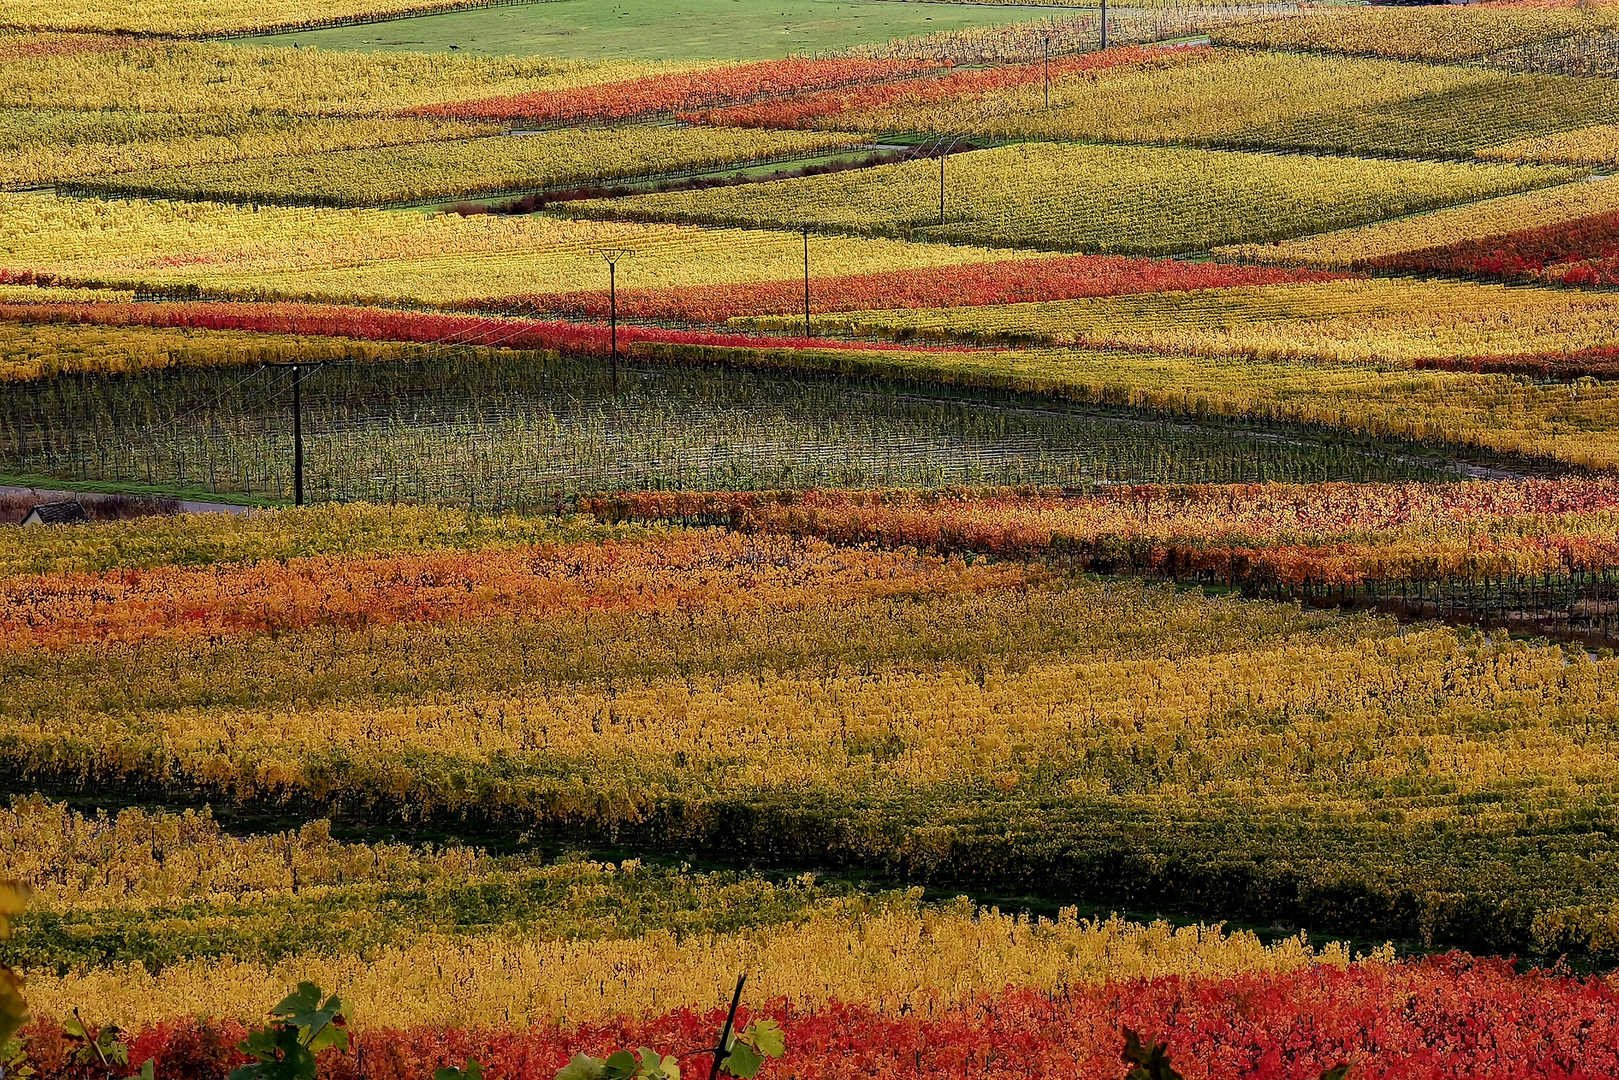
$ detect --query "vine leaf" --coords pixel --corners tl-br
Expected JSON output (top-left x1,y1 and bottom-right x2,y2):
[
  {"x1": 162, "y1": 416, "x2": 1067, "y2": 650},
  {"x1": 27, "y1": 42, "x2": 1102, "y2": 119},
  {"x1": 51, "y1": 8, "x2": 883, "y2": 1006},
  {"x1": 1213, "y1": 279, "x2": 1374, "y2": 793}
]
[
  {"x1": 0, "y1": 883, "x2": 31, "y2": 1047},
  {"x1": 603, "y1": 1051, "x2": 640, "y2": 1080},
  {"x1": 269, "y1": 983, "x2": 348, "y2": 1055},
  {"x1": 229, "y1": 982, "x2": 349, "y2": 1080},
  {"x1": 1120, "y1": 1028, "x2": 1184, "y2": 1080},
  {"x1": 735, "y1": 1021, "x2": 784, "y2": 1061},
  {"x1": 2, "y1": 1035, "x2": 36, "y2": 1080},
  {"x1": 64, "y1": 1014, "x2": 131, "y2": 1068},
  {"x1": 550, "y1": 983, "x2": 782, "y2": 1080},
  {"x1": 556, "y1": 1053, "x2": 607, "y2": 1080},
  {"x1": 721, "y1": 1043, "x2": 765, "y2": 1080},
  {"x1": 636, "y1": 1047, "x2": 680, "y2": 1080},
  {"x1": 720, "y1": 1017, "x2": 784, "y2": 1079}
]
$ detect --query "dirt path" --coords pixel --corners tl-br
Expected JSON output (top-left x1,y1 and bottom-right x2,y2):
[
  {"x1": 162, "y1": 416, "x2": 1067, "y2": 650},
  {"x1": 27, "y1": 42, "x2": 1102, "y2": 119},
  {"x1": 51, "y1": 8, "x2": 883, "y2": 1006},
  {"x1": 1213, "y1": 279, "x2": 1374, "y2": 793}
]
[{"x1": 0, "y1": 485, "x2": 253, "y2": 516}]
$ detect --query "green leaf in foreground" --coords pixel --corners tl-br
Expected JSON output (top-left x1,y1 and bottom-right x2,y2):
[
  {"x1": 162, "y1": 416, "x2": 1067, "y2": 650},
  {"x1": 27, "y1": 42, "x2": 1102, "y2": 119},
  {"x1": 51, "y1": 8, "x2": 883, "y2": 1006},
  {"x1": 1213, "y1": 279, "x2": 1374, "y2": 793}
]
[
  {"x1": 737, "y1": 1020, "x2": 785, "y2": 1061},
  {"x1": 556, "y1": 1053, "x2": 607, "y2": 1080},
  {"x1": 0, "y1": 883, "x2": 30, "y2": 1046},
  {"x1": 722, "y1": 1042, "x2": 765, "y2": 1080}
]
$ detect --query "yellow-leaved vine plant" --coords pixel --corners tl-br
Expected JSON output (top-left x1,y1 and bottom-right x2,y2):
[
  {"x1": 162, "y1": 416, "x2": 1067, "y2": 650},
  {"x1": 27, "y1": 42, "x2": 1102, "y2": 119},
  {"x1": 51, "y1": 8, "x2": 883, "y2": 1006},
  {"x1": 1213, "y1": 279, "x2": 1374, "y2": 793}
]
[{"x1": 1, "y1": 882, "x2": 31, "y2": 1054}]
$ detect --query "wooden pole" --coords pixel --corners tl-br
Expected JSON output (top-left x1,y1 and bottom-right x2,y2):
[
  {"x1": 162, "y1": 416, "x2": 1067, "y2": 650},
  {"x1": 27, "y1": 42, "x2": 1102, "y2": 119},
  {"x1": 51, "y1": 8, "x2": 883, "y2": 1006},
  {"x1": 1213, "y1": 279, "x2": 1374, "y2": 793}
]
[
  {"x1": 264, "y1": 361, "x2": 314, "y2": 506},
  {"x1": 292, "y1": 362, "x2": 304, "y2": 507},
  {"x1": 592, "y1": 248, "x2": 633, "y2": 388},
  {"x1": 708, "y1": 975, "x2": 748, "y2": 1080}
]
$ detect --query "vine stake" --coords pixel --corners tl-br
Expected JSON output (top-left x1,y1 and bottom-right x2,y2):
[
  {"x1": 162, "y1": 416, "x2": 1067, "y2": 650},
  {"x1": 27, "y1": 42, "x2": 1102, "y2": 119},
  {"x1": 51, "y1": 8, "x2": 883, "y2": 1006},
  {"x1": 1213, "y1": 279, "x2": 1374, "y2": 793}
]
[{"x1": 708, "y1": 974, "x2": 748, "y2": 1080}]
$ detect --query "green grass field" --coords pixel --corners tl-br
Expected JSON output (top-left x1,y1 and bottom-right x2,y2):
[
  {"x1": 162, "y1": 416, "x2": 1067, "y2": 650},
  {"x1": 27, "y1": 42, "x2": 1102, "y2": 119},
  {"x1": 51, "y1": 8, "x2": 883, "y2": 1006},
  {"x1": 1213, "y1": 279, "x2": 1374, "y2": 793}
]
[{"x1": 249, "y1": 0, "x2": 1061, "y2": 60}]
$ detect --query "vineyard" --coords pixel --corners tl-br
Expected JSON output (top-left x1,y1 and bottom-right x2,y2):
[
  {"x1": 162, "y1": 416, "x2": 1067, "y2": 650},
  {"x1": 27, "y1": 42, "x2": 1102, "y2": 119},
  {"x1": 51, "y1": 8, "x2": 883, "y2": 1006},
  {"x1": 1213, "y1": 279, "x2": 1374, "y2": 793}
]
[
  {"x1": 14, "y1": 506, "x2": 1619, "y2": 964},
  {"x1": 566, "y1": 142, "x2": 1571, "y2": 254},
  {"x1": 13, "y1": 0, "x2": 1619, "y2": 1078},
  {"x1": 734, "y1": 276, "x2": 1619, "y2": 366},
  {"x1": 67, "y1": 128, "x2": 860, "y2": 209},
  {"x1": 0, "y1": 349, "x2": 1466, "y2": 504},
  {"x1": 0, "y1": 0, "x2": 544, "y2": 38}
]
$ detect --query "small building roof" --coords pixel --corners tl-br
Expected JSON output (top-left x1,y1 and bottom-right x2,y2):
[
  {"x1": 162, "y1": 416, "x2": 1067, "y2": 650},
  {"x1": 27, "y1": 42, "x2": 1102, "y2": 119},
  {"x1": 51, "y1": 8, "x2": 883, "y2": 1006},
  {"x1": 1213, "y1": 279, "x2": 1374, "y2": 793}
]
[{"x1": 20, "y1": 499, "x2": 90, "y2": 526}]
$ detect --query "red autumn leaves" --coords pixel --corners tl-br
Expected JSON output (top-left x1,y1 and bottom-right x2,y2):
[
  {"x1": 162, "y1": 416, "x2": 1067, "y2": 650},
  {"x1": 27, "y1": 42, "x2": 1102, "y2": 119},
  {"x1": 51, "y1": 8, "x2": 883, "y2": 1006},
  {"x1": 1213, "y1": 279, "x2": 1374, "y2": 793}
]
[
  {"x1": 484, "y1": 255, "x2": 1347, "y2": 324},
  {"x1": 684, "y1": 45, "x2": 1199, "y2": 129},
  {"x1": 0, "y1": 300, "x2": 956, "y2": 361},
  {"x1": 0, "y1": 252, "x2": 1345, "y2": 359},
  {"x1": 408, "y1": 57, "x2": 940, "y2": 126},
  {"x1": 22, "y1": 957, "x2": 1619, "y2": 1080},
  {"x1": 1368, "y1": 208, "x2": 1619, "y2": 285}
]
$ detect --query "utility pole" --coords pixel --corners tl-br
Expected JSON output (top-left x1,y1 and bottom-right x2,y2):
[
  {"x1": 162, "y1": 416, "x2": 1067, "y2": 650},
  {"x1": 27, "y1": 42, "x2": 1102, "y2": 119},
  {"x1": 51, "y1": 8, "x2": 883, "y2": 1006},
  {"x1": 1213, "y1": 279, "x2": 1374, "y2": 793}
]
[
  {"x1": 1044, "y1": 35, "x2": 1050, "y2": 108},
  {"x1": 937, "y1": 137, "x2": 960, "y2": 227},
  {"x1": 293, "y1": 362, "x2": 303, "y2": 507},
  {"x1": 264, "y1": 361, "x2": 317, "y2": 506},
  {"x1": 592, "y1": 247, "x2": 634, "y2": 388},
  {"x1": 1101, "y1": 0, "x2": 1109, "y2": 50},
  {"x1": 802, "y1": 226, "x2": 812, "y2": 337}
]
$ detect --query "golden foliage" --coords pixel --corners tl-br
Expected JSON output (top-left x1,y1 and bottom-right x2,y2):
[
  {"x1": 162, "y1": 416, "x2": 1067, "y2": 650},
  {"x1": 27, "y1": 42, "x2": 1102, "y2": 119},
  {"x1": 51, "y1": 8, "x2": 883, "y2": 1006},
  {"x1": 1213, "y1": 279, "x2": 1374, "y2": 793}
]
[
  {"x1": 23, "y1": 908, "x2": 1365, "y2": 1029},
  {"x1": 0, "y1": 799, "x2": 480, "y2": 908},
  {"x1": 0, "y1": 881, "x2": 29, "y2": 1045},
  {"x1": 0, "y1": 194, "x2": 1009, "y2": 305},
  {"x1": 0, "y1": 42, "x2": 690, "y2": 116},
  {"x1": 0, "y1": 284, "x2": 134, "y2": 305},
  {"x1": 0, "y1": 320, "x2": 423, "y2": 383},
  {"x1": 1217, "y1": 177, "x2": 1619, "y2": 267},
  {"x1": 0, "y1": 110, "x2": 497, "y2": 187},
  {"x1": 1480, "y1": 122, "x2": 1619, "y2": 166},
  {"x1": 81, "y1": 128, "x2": 857, "y2": 208},
  {"x1": 4, "y1": 0, "x2": 595, "y2": 41},
  {"x1": 873, "y1": 49, "x2": 1477, "y2": 143},
  {"x1": 738, "y1": 277, "x2": 1619, "y2": 365},
  {"x1": 573, "y1": 142, "x2": 1574, "y2": 255},
  {"x1": 0, "y1": 501, "x2": 637, "y2": 578},
  {"x1": 1210, "y1": 4, "x2": 1619, "y2": 62}
]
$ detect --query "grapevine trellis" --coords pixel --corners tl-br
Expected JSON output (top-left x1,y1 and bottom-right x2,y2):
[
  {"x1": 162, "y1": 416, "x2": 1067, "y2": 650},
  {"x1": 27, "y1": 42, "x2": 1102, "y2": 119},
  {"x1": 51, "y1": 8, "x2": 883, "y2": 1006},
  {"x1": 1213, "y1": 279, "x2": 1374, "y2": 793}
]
[{"x1": 0, "y1": 352, "x2": 1464, "y2": 509}]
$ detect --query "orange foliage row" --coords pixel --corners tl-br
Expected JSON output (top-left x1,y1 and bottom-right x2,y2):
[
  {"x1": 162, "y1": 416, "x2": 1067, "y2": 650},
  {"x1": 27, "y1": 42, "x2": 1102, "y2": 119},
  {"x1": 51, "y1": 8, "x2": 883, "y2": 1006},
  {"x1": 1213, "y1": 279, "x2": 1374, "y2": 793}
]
[
  {"x1": 484, "y1": 254, "x2": 1347, "y2": 325},
  {"x1": 684, "y1": 45, "x2": 1197, "y2": 129},
  {"x1": 0, "y1": 31, "x2": 136, "y2": 60},
  {"x1": 0, "y1": 531, "x2": 1032, "y2": 651},
  {"x1": 405, "y1": 56, "x2": 936, "y2": 124},
  {"x1": 586, "y1": 480, "x2": 1619, "y2": 588}
]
